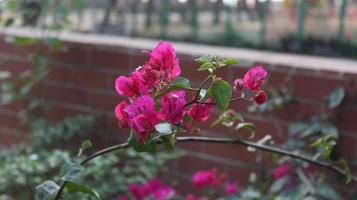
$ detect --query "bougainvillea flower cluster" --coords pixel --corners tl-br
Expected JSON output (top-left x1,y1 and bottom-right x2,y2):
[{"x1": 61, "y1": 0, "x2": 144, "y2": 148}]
[
  {"x1": 192, "y1": 169, "x2": 227, "y2": 188},
  {"x1": 114, "y1": 41, "x2": 268, "y2": 140},
  {"x1": 233, "y1": 66, "x2": 268, "y2": 105},
  {"x1": 122, "y1": 178, "x2": 176, "y2": 200}
]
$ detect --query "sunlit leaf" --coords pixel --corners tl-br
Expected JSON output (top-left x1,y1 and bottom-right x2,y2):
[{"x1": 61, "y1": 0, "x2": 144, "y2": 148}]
[
  {"x1": 61, "y1": 163, "x2": 84, "y2": 182},
  {"x1": 35, "y1": 180, "x2": 59, "y2": 200},
  {"x1": 223, "y1": 58, "x2": 239, "y2": 65},
  {"x1": 77, "y1": 140, "x2": 92, "y2": 157},
  {"x1": 328, "y1": 87, "x2": 345, "y2": 109}
]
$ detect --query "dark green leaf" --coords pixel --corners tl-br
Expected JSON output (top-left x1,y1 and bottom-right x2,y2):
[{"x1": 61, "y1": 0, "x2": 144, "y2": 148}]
[
  {"x1": 65, "y1": 181, "x2": 100, "y2": 199},
  {"x1": 35, "y1": 180, "x2": 59, "y2": 200},
  {"x1": 328, "y1": 87, "x2": 345, "y2": 109},
  {"x1": 155, "y1": 123, "x2": 172, "y2": 135},
  {"x1": 161, "y1": 134, "x2": 176, "y2": 151},
  {"x1": 61, "y1": 163, "x2": 84, "y2": 182},
  {"x1": 223, "y1": 58, "x2": 239, "y2": 65},
  {"x1": 4, "y1": 18, "x2": 14, "y2": 27},
  {"x1": 77, "y1": 140, "x2": 92, "y2": 157},
  {"x1": 198, "y1": 62, "x2": 213, "y2": 71},
  {"x1": 129, "y1": 134, "x2": 157, "y2": 153},
  {"x1": 171, "y1": 77, "x2": 190, "y2": 89},
  {"x1": 210, "y1": 80, "x2": 232, "y2": 110}
]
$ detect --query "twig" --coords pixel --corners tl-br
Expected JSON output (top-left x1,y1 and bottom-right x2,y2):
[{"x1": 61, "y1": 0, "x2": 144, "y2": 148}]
[{"x1": 53, "y1": 136, "x2": 357, "y2": 199}]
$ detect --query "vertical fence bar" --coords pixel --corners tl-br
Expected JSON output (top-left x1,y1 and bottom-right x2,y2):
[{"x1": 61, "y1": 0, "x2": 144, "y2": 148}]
[
  {"x1": 191, "y1": 0, "x2": 198, "y2": 41},
  {"x1": 337, "y1": 0, "x2": 347, "y2": 45},
  {"x1": 296, "y1": 0, "x2": 306, "y2": 51},
  {"x1": 160, "y1": 0, "x2": 169, "y2": 38},
  {"x1": 224, "y1": 4, "x2": 233, "y2": 40},
  {"x1": 259, "y1": 0, "x2": 270, "y2": 45}
]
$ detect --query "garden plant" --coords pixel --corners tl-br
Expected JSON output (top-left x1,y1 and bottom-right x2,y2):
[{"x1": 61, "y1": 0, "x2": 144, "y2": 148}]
[{"x1": 31, "y1": 41, "x2": 356, "y2": 200}]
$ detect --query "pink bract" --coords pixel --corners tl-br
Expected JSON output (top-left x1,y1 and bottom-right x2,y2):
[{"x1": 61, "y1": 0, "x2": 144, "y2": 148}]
[
  {"x1": 272, "y1": 164, "x2": 291, "y2": 180},
  {"x1": 115, "y1": 75, "x2": 147, "y2": 98},
  {"x1": 123, "y1": 95, "x2": 161, "y2": 140},
  {"x1": 115, "y1": 101, "x2": 129, "y2": 128},
  {"x1": 192, "y1": 170, "x2": 215, "y2": 188},
  {"x1": 243, "y1": 66, "x2": 267, "y2": 92},
  {"x1": 253, "y1": 90, "x2": 268, "y2": 105},
  {"x1": 225, "y1": 182, "x2": 238, "y2": 194},
  {"x1": 161, "y1": 90, "x2": 186, "y2": 124},
  {"x1": 233, "y1": 78, "x2": 245, "y2": 92},
  {"x1": 187, "y1": 99, "x2": 213, "y2": 122},
  {"x1": 147, "y1": 41, "x2": 181, "y2": 81}
]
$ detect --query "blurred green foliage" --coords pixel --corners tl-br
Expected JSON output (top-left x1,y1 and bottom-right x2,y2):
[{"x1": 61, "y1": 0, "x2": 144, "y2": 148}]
[{"x1": 0, "y1": 115, "x2": 179, "y2": 200}]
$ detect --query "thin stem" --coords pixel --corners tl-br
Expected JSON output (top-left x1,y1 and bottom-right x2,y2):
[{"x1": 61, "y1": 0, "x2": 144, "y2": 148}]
[
  {"x1": 185, "y1": 74, "x2": 213, "y2": 107},
  {"x1": 54, "y1": 136, "x2": 357, "y2": 199},
  {"x1": 196, "y1": 97, "x2": 253, "y2": 105}
]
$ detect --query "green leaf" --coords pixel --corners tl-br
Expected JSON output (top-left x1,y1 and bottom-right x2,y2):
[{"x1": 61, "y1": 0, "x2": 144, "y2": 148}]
[
  {"x1": 328, "y1": 87, "x2": 345, "y2": 109},
  {"x1": 195, "y1": 55, "x2": 211, "y2": 64},
  {"x1": 269, "y1": 176, "x2": 289, "y2": 193},
  {"x1": 155, "y1": 123, "x2": 172, "y2": 135},
  {"x1": 315, "y1": 183, "x2": 342, "y2": 200},
  {"x1": 65, "y1": 181, "x2": 100, "y2": 199},
  {"x1": 223, "y1": 58, "x2": 239, "y2": 65},
  {"x1": 198, "y1": 62, "x2": 213, "y2": 71},
  {"x1": 61, "y1": 163, "x2": 84, "y2": 182},
  {"x1": 77, "y1": 140, "x2": 92, "y2": 157},
  {"x1": 171, "y1": 77, "x2": 190, "y2": 89},
  {"x1": 4, "y1": 18, "x2": 14, "y2": 27},
  {"x1": 129, "y1": 133, "x2": 157, "y2": 153},
  {"x1": 210, "y1": 80, "x2": 232, "y2": 110},
  {"x1": 161, "y1": 134, "x2": 176, "y2": 151},
  {"x1": 35, "y1": 180, "x2": 60, "y2": 200},
  {"x1": 235, "y1": 122, "x2": 256, "y2": 133},
  {"x1": 155, "y1": 77, "x2": 190, "y2": 100}
]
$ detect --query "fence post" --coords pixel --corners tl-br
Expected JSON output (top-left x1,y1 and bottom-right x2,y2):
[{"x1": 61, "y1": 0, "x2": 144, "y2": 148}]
[
  {"x1": 191, "y1": 0, "x2": 198, "y2": 41},
  {"x1": 224, "y1": 4, "x2": 234, "y2": 40},
  {"x1": 296, "y1": 0, "x2": 305, "y2": 51},
  {"x1": 160, "y1": 0, "x2": 169, "y2": 38},
  {"x1": 259, "y1": 0, "x2": 270, "y2": 45},
  {"x1": 337, "y1": 0, "x2": 347, "y2": 46}
]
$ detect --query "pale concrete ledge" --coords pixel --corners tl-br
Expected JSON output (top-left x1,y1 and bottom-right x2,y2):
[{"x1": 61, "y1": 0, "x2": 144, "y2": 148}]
[{"x1": 1, "y1": 27, "x2": 357, "y2": 74}]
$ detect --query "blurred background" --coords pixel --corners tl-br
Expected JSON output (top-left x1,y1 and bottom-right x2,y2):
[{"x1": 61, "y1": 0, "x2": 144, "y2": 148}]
[
  {"x1": 1, "y1": 0, "x2": 357, "y2": 58},
  {"x1": 0, "y1": 0, "x2": 357, "y2": 199}
]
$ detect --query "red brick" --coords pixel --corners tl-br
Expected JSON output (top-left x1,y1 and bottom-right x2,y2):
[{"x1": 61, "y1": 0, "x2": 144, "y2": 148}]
[
  {"x1": 71, "y1": 68, "x2": 109, "y2": 89},
  {"x1": 47, "y1": 66, "x2": 71, "y2": 83},
  {"x1": 43, "y1": 84, "x2": 88, "y2": 105},
  {"x1": 49, "y1": 43, "x2": 89, "y2": 66},
  {"x1": 292, "y1": 74, "x2": 348, "y2": 100},
  {"x1": 0, "y1": 131, "x2": 28, "y2": 147},
  {"x1": 88, "y1": 91, "x2": 121, "y2": 112}
]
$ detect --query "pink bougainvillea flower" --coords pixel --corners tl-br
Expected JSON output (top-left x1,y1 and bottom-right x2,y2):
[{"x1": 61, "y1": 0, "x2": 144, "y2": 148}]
[
  {"x1": 225, "y1": 182, "x2": 238, "y2": 195},
  {"x1": 116, "y1": 196, "x2": 129, "y2": 200},
  {"x1": 115, "y1": 74, "x2": 147, "y2": 98},
  {"x1": 187, "y1": 99, "x2": 213, "y2": 122},
  {"x1": 123, "y1": 95, "x2": 161, "y2": 139},
  {"x1": 272, "y1": 164, "x2": 291, "y2": 180},
  {"x1": 133, "y1": 64, "x2": 160, "y2": 88},
  {"x1": 128, "y1": 183, "x2": 145, "y2": 200},
  {"x1": 115, "y1": 101, "x2": 129, "y2": 128},
  {"x1": 192, "y1": 170, "x2": 215, "y2": 188},
  {"x1": 128, "y1": 179, "x2": 176, "y2": 200},
  {"x1": 243, "y1": 66, "x2": 267, "y2": 92},
  {"x1": 185, "y1": 194, "x2": 205, "y2": 200},
  {"x1": 147, "y1": 41, "x2": 181, "y2": 81},
  {"x1": 253, "y1": 90, "x2": 268, "y2": 105},
  {"x1": 161, "y1": 90, "x2": 186, "y2": 124},
  {"x1": 233, "y1": 78, "x2": 245, "y2": 92}
]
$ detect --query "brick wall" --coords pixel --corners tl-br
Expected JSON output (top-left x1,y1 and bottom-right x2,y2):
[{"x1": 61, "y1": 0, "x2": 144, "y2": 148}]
[{"x1": 0, "y1": 29, "x2": 356, "y2": 194}]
